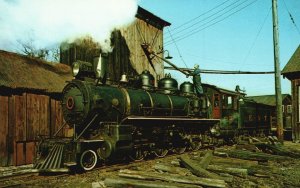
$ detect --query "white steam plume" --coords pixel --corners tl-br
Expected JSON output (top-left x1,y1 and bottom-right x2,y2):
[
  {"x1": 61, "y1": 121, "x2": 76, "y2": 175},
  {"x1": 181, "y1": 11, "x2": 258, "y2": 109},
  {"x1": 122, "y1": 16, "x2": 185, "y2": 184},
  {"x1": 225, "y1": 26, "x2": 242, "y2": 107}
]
[{"x1": 0, "y1": 0, "x2": 138, "y2": 52}]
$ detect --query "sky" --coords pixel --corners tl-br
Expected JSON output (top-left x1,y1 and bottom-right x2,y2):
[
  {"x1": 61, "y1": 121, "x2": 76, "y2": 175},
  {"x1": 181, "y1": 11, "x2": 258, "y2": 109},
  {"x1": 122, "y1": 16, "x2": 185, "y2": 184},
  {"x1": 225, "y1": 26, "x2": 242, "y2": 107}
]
[
  {"x1": 139, "y1": 0, "x2": 300, "y2": 96},
  {"x1": 0, "y1": 0, "x2": 299, "y2": 96}
]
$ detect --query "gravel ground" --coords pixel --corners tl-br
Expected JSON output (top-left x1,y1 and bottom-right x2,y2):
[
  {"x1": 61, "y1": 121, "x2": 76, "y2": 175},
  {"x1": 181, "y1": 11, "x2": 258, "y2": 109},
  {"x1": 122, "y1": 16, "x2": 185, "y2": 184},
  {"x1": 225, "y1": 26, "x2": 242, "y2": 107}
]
[{"x1": 4, "y1": 142, "x2": 300, "y2": 188}]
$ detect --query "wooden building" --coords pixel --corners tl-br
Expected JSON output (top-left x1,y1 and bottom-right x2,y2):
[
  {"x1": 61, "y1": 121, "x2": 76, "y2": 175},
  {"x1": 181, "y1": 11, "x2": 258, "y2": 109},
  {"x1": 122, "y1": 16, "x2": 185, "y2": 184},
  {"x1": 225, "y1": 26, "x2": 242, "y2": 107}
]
[
  {"x1": 0, "y1": 50, "x2": 73, "y2": 166},
  {"x1": 60, "y1": 6, "x2": 171, "y2": 84},
  {"x1": 245, "y1": 94, "x2": 292, "y2": 140},
  {"x1": 282, "y1": 45, "x2": 300, "y2": 141}
]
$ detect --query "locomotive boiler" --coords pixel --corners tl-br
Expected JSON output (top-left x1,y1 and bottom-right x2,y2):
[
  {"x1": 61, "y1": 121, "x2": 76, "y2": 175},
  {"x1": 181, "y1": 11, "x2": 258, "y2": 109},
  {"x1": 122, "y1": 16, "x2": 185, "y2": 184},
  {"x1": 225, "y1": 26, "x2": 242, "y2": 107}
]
[{"x1": 34, "y1": 54, "x2": 220, "y2": 171}]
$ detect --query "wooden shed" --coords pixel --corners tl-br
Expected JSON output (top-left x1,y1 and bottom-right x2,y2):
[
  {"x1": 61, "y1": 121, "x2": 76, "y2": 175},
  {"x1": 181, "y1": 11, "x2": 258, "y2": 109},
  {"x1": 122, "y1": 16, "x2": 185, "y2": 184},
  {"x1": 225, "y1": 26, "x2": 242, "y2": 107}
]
[
  {"x1": 0, "y1": 50, "x2": 73, "y2": 166},
  {"x1": 282, "y1": 45, "x2": 300, "y2": 141},
  {"x1": 60, "y1": 6, "x2": 171, "y2": 84}
]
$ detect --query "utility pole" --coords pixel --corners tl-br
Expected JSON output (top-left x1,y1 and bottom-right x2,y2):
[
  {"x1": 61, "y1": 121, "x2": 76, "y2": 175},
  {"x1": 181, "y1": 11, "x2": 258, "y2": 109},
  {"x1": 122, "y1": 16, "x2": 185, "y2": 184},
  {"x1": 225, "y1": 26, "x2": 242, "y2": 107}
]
[{"x1": 272, "y1": 0, "x2": 283, "y2": 140}]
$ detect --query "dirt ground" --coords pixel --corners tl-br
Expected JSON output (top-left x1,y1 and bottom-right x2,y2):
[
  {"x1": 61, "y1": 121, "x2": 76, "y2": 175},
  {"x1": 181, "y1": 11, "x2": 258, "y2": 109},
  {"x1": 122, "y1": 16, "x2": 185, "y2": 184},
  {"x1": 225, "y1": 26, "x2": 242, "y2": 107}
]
[{"x1": 9, "y1": 142, "x2": 300, "y2": 188}]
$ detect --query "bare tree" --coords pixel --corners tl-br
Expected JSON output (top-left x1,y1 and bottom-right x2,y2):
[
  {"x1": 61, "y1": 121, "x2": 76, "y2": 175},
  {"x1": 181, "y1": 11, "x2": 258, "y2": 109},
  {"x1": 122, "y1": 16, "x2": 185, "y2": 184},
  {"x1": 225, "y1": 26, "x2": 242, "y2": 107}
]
[{"x1": 17, "y1": 38, "x2": 60, "y2": 62}]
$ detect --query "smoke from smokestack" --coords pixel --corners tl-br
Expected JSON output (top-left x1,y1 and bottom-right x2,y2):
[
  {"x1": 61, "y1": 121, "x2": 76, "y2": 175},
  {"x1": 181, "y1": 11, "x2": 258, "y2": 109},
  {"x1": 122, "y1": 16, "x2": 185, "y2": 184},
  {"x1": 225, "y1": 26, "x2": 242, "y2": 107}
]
[{"x1": 0, "y1": 0, "x2": 138, "y2": 52}]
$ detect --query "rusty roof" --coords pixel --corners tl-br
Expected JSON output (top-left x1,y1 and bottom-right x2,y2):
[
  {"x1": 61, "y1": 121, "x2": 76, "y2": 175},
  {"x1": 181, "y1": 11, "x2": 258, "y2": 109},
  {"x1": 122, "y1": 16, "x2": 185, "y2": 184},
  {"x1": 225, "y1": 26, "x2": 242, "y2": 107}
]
[
  {"x1": 0, "y1": 50, "x2": 73, "y2": 93},
  {"x1": 282, "y1": 45, "x2": 300, "y2": 78},
  {"x1": 245, "y1": 94, "x2": 291, "y2": 106}
]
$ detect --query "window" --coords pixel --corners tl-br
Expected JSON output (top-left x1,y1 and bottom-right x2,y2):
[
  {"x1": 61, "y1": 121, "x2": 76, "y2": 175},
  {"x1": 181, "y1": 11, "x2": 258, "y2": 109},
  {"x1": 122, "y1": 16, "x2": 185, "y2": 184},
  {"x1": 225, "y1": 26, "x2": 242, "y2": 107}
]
[
  {"x1": 223, "y1": 95, "x2": 234, "y2": 109},
  {"x1": 214, "y1": 94, "x2": 220, "y2": 107},
  {"x1": 287, "y1": 105, "x2": 292, "y2": 114}
]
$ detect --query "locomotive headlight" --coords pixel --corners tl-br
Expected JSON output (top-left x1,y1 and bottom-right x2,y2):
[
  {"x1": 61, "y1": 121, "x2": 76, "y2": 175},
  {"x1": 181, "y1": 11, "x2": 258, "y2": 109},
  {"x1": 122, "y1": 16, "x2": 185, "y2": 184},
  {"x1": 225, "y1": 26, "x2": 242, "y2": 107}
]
[
  {"x1": 72, "y1": 62, "x2": 80, "y2": 76},
  {"x1": 71, "y1": 61, "x2": 94, "y2": 79}
]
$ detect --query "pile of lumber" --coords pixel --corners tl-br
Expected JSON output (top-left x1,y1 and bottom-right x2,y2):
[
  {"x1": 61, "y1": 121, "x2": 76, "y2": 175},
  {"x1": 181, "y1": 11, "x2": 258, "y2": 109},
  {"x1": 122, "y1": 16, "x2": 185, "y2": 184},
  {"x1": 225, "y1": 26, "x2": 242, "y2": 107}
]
[{"x1": 93, "y1": 140, "x2": 300, "y2": 187}]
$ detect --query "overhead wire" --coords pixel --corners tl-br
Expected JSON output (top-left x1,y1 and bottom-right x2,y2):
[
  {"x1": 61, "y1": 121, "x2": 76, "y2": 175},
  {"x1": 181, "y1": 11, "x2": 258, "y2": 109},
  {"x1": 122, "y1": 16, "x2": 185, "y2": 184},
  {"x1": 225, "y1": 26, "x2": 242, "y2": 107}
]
[
  {"x1": 166, "y1": 27, "x2": 189, "y2": 68},
  {"x1": 282, "y1": 0, "x2": 300, "y2": 36},
  {"x1": 165, "y1": 0, "x2": 258, "y2": 46},
  {"x1": 165, "y1": 0, "x2": 257, "y2": 45},
  {"x1": 164, "y1": 0, "x2": 242, "y2": 40},
  {"x1": 240, "y1": 6, "x2": 272, "y2": 69},
  {"x1": 164, "y1": 66, "x2": 274, "y2": 74},
  {"x1": 169, "y1": 0, "x2": 231, "y2": 32}
]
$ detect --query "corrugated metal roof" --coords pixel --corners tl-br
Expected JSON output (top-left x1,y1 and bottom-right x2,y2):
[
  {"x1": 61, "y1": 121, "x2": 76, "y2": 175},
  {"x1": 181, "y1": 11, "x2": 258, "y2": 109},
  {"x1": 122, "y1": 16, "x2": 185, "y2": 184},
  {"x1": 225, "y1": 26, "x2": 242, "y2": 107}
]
[
  {"x1": 245, "y1": 94, "x2": 291, "y2": 106},
  {"x1": 282, "y1": 45, "x2": 300, "y2": 75},
  {"x1": 0, "y1": 50, "x2": 73, "y2": 93}
]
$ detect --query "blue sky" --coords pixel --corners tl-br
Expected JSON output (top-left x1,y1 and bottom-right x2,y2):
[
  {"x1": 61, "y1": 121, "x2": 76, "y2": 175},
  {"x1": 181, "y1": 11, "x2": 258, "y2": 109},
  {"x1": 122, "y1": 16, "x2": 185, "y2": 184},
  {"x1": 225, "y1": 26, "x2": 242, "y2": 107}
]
[{"x1": 139, "y1": 0, "x2": 300, "y2": 96}]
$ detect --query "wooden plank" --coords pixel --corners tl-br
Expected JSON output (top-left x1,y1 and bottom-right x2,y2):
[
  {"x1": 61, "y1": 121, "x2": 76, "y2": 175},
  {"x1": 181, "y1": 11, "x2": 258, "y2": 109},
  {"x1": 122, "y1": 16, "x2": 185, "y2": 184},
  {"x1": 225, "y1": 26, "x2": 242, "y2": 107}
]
[
  {"x1": 15, "y1": 94, "x2": 26, "y2": 141},
  {"x1": 119, "y1": 169, "x2": 226, "y2": 188},
  {"x1": 39, "y1": 95, "x2": 50, "y2": 137},
  {"x1": 179, "y1": 155, "x2": 225, "y2": 181},
  {"x1": 25, "y1": 142, "x2": 35, "y2": 164},
  {"x1": 50, "y1": 98, "x2": 56, "y2": 137},
  {"x1": 26, "y1": 93, "x2": 34, "y2": 140},
  {"x1": 16, "y1": 143, "x2": 25, "y2": 166},
  {"x1": 0, "y1": 96, "x2": 9, "y2": 166},
  {"x1": 50, "y1": 99, "x2": 64, "y2": 137},
  {"x1": 33, "y1": 95, "x2": 40, "y2": 140},
  {"x1": 14, "y1": 94, "x2": 26, "y2": 166},
  {"x1": 8, "y1": 95, "x2": 15, "y2": 166},
  {"x1": 104, "y1": 177, "x2": 200, "y2": 188},
  {"x1": 26, "y1": 94, "x2": 40, "y2": 141}
]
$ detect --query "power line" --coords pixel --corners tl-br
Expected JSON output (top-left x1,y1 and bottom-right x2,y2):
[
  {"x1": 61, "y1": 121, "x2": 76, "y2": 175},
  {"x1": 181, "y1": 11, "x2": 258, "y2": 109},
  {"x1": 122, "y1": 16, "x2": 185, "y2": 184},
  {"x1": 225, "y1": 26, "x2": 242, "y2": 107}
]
[
  {"x1": 166, "y1": 0, "x2": 248, "y2": 40},
  {"x1": 166, "y1": 28, "x2": 189, "y2": 68},
  {"x1": 170, "y1": 0, "x2": 231, "y2": 32},
  {"x1": 282, "y1": 0, "x2": 300, "y2": 36},
  {"x1": 165, "y1": 0, "x2": 258, "y2": 46},
  {"x1": 167, "y1": 0, "x2": 238, "y2": 38},
  {"x1": 164, "y1": 66, "x2": 274, "y2": 74},
  {"x1": 165, "y1": 0, "x2": 257, "y2": 45},
  {"x1": 240, "y1": 6, "x2": 272, "y2": 69}
]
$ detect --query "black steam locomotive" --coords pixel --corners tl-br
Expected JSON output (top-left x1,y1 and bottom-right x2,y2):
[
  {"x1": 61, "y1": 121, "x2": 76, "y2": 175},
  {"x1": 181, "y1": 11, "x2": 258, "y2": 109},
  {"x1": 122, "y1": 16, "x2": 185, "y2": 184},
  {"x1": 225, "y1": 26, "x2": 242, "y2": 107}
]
[
  {"x1": 34, "y1": 54, "x2": 220, "y2": 171},
  {"x1": 34, "y1": 47, "x2": 288, "y2": 172}
]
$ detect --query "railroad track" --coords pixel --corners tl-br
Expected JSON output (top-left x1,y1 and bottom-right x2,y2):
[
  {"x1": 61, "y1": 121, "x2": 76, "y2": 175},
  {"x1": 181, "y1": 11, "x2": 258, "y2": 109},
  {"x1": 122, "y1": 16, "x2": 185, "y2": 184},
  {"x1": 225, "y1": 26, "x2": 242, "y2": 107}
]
[{"x1": 0, "y1": 151, "x2": 189, "y2": 188}]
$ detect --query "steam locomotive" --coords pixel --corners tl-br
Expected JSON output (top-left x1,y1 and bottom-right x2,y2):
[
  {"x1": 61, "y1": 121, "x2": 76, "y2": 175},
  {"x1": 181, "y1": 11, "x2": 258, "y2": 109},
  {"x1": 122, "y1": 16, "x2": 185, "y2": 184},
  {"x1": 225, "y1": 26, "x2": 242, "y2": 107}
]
[
  {"x1": 34, "y1": 46, "x2": 290, "y2": 172},
  {"x1": 34, "y1": 54, "x2": 221, "y2": 171}
]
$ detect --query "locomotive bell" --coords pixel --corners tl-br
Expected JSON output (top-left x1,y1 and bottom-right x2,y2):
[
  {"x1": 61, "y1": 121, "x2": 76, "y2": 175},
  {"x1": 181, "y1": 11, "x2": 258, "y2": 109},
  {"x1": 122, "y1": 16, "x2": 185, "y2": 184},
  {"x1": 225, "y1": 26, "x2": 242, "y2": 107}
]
[{"x1": 120, "y1": 73, "x2": 128, "y2": 83}]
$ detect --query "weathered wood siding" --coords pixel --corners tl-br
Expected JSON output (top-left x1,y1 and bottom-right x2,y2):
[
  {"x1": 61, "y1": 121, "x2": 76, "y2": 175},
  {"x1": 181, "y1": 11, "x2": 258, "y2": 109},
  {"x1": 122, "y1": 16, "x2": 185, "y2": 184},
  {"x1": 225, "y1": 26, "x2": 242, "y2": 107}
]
[
  {"x1": 60, "y1": 18, "x2": 164, "y2": 86},
  {"x1": 0, "y1": 93, "x2": 69, "y2": 166},
  {"x1": 0, "y1": 96, "x2": 9, "y2": 166},
  {"x1": 115, "y1": 19, "x2": 164, "y2": 82},
  {"x1": 291, "y1": 79, "x2": 300, "y2": 141}
]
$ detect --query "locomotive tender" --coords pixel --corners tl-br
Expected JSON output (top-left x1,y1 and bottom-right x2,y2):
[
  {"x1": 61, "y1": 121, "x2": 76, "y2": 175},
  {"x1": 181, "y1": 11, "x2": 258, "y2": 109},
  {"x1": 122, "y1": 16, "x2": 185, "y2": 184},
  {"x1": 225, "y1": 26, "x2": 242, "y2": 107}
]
[{"x1": 34, "y1": 54, "x2": 220, "y2": 171}]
